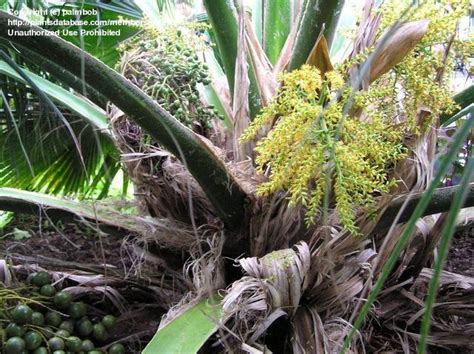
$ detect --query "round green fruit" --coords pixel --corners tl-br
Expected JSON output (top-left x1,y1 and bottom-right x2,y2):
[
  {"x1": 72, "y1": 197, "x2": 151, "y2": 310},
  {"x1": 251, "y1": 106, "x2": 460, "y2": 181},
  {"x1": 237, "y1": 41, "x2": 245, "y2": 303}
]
[
  {"x1": 88, "y1": 351, "x2": 103, "y2": 354},
  {"x1": 66, "y1": 336, "x2": 82, "y2": 352},
  {"x1": 40, "y1": 284, "x2": 56, "y2": 297},
  {"x1": 23, "y1": 330, "x2": 42, "y2": 350},
  {"x1": 33, "y1": 347, "x2": 48, "y2": 354},
  {"x1": 76, "y1": 319, "x2": 94, "y2": 337},
  {"x1": 52, "y1": 351, "x2": 66, "y2": 354},
  {"x1": 69, "y1": 302, "x2": 87, "y2": 319},
  {"x1": 31, "y1": 272, "x2": 51, "y2": 287},
  {"x1": 92, "y1": 323, "x2": 107, "y2": 341},
  {"x1": 5, "y1": 336, "x2": 26, "y2": 354},
  {"x1": 41, "y1": 326, "x2": 54, "y2": 339},
  {"x1": 81, "y1": 339, "x2": 95, "y2": 351},
  {"x1": 45, "y1": 311, "x2": 62, "y2": 327},
  {"x1": 11, "y1": 304, "x2": 33, "y2": 324},
  {"x1": 54, "y1": 291, "x2": 73, "y2": 309},
  {"x1": 6, "y1": 323, "x2": 25, "y2": 338},
  {"x1": 101, "y1": 315, "x2": 117, "y2": 330},
  {"x1": 31, "y1": 312, "x2": 45, "y2": 326},
  {"x1": 108, "y1": 343, "x2": 125, "y2": 354},
  {"x1": 59, "y1": 320, "x2": 74, "y2": 333},
  {"x1": 55, "y1": 329, "x2": 70, "y2": 338},
  {"x1": 48, "y1": 336, "x2": 65, "y2": 351}
]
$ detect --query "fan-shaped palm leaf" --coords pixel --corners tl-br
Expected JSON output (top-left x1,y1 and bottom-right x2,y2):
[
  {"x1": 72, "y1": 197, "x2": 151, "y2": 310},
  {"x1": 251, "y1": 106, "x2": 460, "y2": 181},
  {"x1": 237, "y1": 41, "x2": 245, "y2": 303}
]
[{"x1": 0, "y1": 55, "x2": 120, "y2": 197}]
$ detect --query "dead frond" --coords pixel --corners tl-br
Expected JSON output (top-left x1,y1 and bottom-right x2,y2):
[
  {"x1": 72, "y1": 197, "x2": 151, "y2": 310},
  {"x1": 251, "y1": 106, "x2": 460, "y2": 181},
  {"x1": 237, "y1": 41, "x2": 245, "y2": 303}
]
[{"x1": 222, "y1": 242, "x2": 310, "y2": 343}]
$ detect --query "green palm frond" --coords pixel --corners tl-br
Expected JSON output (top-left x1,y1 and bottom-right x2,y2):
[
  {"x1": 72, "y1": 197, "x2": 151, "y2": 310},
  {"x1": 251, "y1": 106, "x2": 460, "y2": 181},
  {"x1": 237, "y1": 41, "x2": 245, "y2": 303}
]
[
  {"x1": 0, "y1": 92, "x2": 119, "y2": 197},
  {"x1": 0, "y1": 53, "x2": 120, "y2": 198},
  {"x1": 47, "y1": 1, "x2": 142, "y2": 66}
]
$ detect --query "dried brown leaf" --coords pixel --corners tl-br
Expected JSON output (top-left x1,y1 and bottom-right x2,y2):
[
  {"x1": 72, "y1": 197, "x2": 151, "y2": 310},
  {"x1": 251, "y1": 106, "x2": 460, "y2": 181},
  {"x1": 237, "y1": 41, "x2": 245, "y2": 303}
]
[
  {"x1": 291, "y1": 307, "x2": 327, "y2": 354},
  {"x1": 0, "y1": 259, "x2": 12, "y2": 286},
  {"x1": 369, "y1": 19, "x2": 430, "y2": 83},
  {"x1": 232, "y1": 3, "x2": 251, "y2": 161},
  {"x1": 244, "y1": 15, "x2": 278, "y2": 107},
  {"x1": 349, "y1": 0, "x2": 382, "y2": 60},
  {"x1": 305, "y1": 33, "x2": 334, "y2": 74}
]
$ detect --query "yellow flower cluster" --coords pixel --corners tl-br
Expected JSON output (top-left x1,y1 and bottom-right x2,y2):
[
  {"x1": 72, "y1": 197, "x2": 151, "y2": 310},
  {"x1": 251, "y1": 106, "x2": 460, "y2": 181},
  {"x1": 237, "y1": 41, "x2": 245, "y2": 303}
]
[
  {"x1": 371, "y1": 0, "x2": 468, "y2": 127},
  {"x1": 242, "y1": 65, "x2": 406, "y2": 233}
]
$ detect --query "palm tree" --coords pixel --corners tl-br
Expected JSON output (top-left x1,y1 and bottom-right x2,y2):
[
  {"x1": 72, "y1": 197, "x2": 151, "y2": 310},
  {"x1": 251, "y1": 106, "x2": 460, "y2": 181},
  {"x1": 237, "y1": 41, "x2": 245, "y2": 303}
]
[{"x1": 0, "y1": 0, "x2": 473, "y2": 352}]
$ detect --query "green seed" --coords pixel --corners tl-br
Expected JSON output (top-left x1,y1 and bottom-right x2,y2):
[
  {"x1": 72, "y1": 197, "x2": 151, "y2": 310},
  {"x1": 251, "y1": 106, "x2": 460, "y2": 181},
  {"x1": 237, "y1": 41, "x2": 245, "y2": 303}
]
[
  {"x1": 101, "y1": 315, "x2": 117, "y2": 330},
  {"x1": 45, "y1": 311, "x2": 62, "y2": 327},
  {"x1": 54, "y1": 291, "x2": 73, "y2": 310},
  {"x1": 41, "y1": 326, "x2": 54, "y2": 339},
  {"x1": 108, "y1": 343, "x2": 126, "y2": 354},
  {"x1": 92, "y1": 323, "x2": 107, "y2": 341},
  {"x1": 76, "y1": 319, "x2": 94, "y2": 337},
  {"x1": 81, "y1": 339, "x2": 95, "y2": 351},
  {"x1": 33, "y1": 347, "x2": 48, "y2": 354},
  {"x1": 31, "y1": 272, "x2": 51, "y2": 287},
  {"x1": 68, "y1": 302, "x2": 87, "y2": 319},
  {"x1": 66, "y1": 336, "x2": 82, "y2": 352},
  {"x1": 23, "y1": 330, "x2": 42, "y2": 350},
  {"x1": 40, "y1": 284, "x2": 56, "y2": 297},
  {"x1": 31, "y1": 312, "x2": 45, "y2": 326},
  {"x1": 5, "y1": 336, "x2": 26, "y2": 354},
  {"x1": 58, "y1": 320, "x2": 74, "y2": 333},
  {"x1": 6, "y1": 323, "x2": 25, "y2": 338},
  {"x1": 55, "y1": 329, "x2": 70, "y2": 338},
  {"x1": 48, "y1": 336, "x2": 65, "y2": 351},
  {"x1": 12, "y1": 304, "x2": 33, "y2": 324}
]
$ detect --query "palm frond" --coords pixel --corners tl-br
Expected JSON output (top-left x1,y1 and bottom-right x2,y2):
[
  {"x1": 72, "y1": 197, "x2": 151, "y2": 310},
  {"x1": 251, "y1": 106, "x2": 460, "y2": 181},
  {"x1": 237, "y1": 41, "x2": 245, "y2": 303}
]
[
  {"x1": 0, "y1": 55, "x2": 120, "y2": 197},
  {"x1": 46, "y1": 1, "x2": 143, "y2": 66}
]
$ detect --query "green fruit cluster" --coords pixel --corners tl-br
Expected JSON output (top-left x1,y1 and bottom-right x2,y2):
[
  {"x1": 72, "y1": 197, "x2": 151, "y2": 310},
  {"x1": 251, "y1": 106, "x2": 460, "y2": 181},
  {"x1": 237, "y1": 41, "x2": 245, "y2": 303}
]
[
  {"x1": 119, "y1": 25, "x2": 223, "y2": 130},
  {"x1": 1, "y1": 272, "x2": 125, "y2": 354}
]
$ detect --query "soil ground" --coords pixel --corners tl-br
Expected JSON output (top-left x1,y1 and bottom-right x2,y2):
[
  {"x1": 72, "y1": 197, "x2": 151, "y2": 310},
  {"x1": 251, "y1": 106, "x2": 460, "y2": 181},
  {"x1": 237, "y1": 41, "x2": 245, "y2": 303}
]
[
  {"x1": 0, "y1": 222, "x2": 132, "y2": 270},
  {"x1": 1, "y1": 217, "x2": 471, "y2": 279},
  {"x1": 445, "y1": 225, "x2": 474, "y2": 277},
  {"x1": 0, "y1": 217, "x2": 164, "y2": 351}
]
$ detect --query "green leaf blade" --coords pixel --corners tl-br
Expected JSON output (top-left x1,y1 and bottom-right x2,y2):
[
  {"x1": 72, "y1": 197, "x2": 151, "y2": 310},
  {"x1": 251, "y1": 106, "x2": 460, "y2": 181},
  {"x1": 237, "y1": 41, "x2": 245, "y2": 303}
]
[
  {"x1": 288, "y1": 0, "x2": 345, "y2": 71},
  {"x1": 203, "y1": 0, "x2": 238, "y2": 95},
  {"x1": 143, "y1": 297, "x2": 224, "y2": 354},
  {"x1": 263, "y1": 0, "x2": 291, "y2": 65},
  {"x1": 0, "y1": 61, "x2": 109, "y2": 132}
]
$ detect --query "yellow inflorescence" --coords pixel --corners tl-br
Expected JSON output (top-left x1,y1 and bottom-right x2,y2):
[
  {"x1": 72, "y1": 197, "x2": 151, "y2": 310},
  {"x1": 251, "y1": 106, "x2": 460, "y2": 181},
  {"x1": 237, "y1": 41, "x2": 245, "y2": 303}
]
[
  {"x1": 243, "y1": 1, "x2": 468, "y2": 234},
  {"x1": 372, "y1": 0, "x2": 468, "y2": 125},
  {"x1": 242, "y1": 65, "x2": 406, "y2": 234}
]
